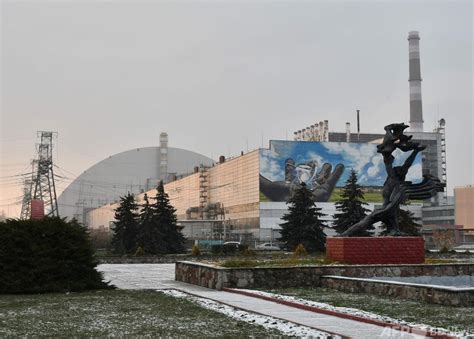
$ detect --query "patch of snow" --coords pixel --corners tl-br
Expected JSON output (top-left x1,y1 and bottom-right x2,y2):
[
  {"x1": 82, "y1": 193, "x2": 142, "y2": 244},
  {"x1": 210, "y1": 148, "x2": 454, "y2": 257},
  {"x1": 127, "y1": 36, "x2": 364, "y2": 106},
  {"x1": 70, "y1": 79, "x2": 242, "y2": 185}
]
[
  {"x1": 370, "y1": 275, "x2": 474, "y2": 289},
  {"x1": 239, "y1": 289, "x2": 473, "y2": 338},
  {"x1": 161, "y1": 289, "x2": 338, "y2": 338},
  {"x1": 322, "y1": 275, "x2": 474, "y2": 291}
]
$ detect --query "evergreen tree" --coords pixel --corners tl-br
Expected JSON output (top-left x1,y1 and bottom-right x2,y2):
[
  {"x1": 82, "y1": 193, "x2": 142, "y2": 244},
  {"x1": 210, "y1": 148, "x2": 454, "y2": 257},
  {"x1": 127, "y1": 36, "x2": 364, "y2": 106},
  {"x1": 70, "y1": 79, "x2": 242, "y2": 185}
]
[
  {"x1": 137, "y1": 182, "x2": 185, "y2": 254},
  {"x1": 111, "y1": 192, "x2": 139, "y2": 254},
  {"x1": 279, "y1": 183, "x2": 327, "y2": 252},
  {"x1": 332, "y1": 169, "x2": 373, "y2": 236},
  {"x1": 381, "y1": 202, "x2": 422, "y2": 236},
  {"x1": 397, "y1": 208, "x2": 422, "y2": 236},
  {"x1": 0, "y1": 217, "x2": 112, "y2": 293}
]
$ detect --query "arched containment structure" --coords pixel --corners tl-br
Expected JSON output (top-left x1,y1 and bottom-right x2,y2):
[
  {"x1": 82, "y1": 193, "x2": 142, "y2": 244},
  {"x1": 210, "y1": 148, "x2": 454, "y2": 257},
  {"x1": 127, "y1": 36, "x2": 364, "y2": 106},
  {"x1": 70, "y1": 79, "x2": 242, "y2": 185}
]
[{"x1": 57, "y1": 146, "x2": 214, "y2": 224}]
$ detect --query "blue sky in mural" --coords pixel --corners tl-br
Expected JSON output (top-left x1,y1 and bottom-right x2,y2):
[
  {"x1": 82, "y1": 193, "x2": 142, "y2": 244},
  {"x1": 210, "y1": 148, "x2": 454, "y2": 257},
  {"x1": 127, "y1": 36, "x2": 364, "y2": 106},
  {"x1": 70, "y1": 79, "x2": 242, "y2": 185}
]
[{"x1": 260, "y1": 140, "x2": 423, "y2": 187}]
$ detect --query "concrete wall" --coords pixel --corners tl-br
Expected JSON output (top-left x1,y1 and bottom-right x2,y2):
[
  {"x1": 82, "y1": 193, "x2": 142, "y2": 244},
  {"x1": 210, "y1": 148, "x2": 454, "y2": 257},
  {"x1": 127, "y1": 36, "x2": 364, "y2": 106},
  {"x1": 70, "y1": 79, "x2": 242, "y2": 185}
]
[
  {"x1": 86, "y1": 151, "x2": 260, "y2": 236},
  {"x1": 207, "y1": 151, "x2": 260, "y2": 232},
  {"x1": 455, "y1": 186, "x2": 474, "y2": 230},
  {"x1": 260, "y1": 202, "x2": 422, "y2": 239},
  {"x1": 166, "y1": 173, "x2": 201, "y2": 219}
]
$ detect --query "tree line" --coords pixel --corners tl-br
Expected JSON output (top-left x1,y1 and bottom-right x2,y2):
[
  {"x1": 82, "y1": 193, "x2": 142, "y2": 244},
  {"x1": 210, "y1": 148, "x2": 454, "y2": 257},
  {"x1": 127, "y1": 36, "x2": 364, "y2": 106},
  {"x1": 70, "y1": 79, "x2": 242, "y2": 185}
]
[
  {"x1": 279, "y1": 169, "x2": 421, "y2": 252},
  {"x1": 112, "y1": 181, "x2": 185, "y2": 255}
]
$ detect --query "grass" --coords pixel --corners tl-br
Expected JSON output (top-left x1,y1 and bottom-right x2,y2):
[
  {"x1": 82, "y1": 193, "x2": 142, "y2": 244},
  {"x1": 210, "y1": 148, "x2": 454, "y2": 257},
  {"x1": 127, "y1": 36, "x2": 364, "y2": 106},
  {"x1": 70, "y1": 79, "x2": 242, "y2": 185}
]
[
  {"x1": 0, "y1": 290, "x2": 286, "y2": 337},
  {"x1": 329, "y1": 187, "x2": 384, "y2": 203},
  {"x1": 424, "y1": 258, "x2": 461, "y2": 264},
  {"x1": 215, "y1": 252, "x2": 469, "y2": 268},
  {"x1": 266, "y1": 287, "x2": 474, "y2": 332},
  {"x1": 216, "y1": 256, "x2": 463, "y2": 268},
  {"x1": 260, "y1": 191, "x2": 271, "y2": 202}
]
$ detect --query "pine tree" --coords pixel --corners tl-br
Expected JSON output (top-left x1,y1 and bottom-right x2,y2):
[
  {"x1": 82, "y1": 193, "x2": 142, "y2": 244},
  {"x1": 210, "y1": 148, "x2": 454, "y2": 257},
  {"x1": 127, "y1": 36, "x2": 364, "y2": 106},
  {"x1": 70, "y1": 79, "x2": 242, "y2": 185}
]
[
  {"x1": 111, "y1": 193, "x2": 139, "y2": 254},
  {"x1": 398, "y1": 208, "x2": 422, "y2": 236},
  {"x1": 332, "y1": 169, "x2": 373, "y2": 236},
  {"x1": 137, "y1": 192, "x2": 162, "y2": 254},
  {"x1": 137, "y1": 182, "x2": 185, "y2": 254},
  {"x1": 381, "y1": 202, "x2": 422, "y2": 236},
  {"x1": 279, "y1": 183, "x2": 327, "y2": 252}
]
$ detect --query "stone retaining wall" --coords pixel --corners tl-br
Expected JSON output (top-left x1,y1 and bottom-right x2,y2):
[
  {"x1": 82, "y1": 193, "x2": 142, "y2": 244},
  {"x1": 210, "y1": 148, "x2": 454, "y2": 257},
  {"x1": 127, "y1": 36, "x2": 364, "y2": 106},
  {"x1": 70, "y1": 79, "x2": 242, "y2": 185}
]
[
  {"x1": 320, "y1": 276, "x2": 474, "y2": 306},
  {"x1": 175, "y1": 261, "x2": 474, "y2": 290}
]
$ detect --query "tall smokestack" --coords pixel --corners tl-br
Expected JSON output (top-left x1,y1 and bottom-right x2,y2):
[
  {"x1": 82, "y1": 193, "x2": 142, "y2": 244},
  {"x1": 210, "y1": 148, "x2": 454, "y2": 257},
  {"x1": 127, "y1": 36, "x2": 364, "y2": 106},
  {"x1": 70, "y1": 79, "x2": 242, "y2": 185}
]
[
  {"x1": 356, "y1": 110, "x2": 360, "y2": 133},
  {"x1": 356, "y1": 109, "x2": 360, "y2": 141},
  {"x1": 159, "y1": 132, "x2": 168, "y2": 182},
  {"x1": 408, "y1": 31, "x2": 424, "y2": 132}
]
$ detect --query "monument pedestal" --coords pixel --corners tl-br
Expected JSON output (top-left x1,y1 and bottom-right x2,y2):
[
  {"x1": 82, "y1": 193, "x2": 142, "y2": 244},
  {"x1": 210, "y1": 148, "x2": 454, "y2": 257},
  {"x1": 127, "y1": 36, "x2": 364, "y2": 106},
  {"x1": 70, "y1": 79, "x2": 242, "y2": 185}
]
[{"x1": 326, "y1": 237, "x2": 425, "y2": 264}]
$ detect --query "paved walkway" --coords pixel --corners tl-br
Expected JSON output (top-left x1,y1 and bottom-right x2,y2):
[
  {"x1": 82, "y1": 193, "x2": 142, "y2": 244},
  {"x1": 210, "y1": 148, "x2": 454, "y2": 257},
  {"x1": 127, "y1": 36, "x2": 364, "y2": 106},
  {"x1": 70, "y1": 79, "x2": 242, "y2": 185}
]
[{"x1": 98, "y1": 264, "x2": 428, "y2": 339}]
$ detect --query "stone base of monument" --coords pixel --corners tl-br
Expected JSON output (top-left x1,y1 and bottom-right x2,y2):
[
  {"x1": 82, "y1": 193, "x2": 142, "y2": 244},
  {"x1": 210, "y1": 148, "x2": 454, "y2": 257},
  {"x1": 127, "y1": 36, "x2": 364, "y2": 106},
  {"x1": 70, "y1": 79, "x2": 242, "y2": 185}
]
[{"x1": 326, "y1": 237, "x2": 425, "y2": 264}]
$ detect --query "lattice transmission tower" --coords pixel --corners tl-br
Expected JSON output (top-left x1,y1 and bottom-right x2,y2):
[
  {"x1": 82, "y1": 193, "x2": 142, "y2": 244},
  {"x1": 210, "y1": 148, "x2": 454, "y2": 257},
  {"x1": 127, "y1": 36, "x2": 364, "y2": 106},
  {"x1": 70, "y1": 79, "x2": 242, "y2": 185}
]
[
  {"x1": 31, "y1": 131, "x2": 60, "y2": 217},
  {"x1": 19, "y1": 161, "x2": 35, "y2": 220}
]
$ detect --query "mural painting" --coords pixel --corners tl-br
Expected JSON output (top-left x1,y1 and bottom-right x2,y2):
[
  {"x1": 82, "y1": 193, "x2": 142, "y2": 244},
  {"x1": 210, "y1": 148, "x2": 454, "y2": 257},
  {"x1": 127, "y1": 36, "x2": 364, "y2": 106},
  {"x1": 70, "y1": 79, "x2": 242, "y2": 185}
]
[{"x1": 259, "y1": 140, "x2": 423, "y2": 203}]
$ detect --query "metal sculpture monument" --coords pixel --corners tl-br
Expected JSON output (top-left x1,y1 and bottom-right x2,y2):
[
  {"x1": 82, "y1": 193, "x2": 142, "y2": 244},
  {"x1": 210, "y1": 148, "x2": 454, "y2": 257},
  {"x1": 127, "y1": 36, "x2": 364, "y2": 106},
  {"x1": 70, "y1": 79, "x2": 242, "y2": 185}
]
[{"x1": 342, "y1": 123, "x2": 444, "y2": 236}]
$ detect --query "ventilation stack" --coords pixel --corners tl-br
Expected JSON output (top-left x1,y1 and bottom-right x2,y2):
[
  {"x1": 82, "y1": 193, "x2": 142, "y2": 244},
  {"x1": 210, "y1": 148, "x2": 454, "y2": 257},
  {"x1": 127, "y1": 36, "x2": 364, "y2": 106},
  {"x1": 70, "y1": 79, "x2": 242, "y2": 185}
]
[
  {"x1": 408, "y1": 31, "x2": 424, "y2": 132},
  {"x1": 159, "y1": 132, "x2": 168, "y2": 182},
  {"x1": 323, "y1": 120, "x2": 329, "y2": 142}
]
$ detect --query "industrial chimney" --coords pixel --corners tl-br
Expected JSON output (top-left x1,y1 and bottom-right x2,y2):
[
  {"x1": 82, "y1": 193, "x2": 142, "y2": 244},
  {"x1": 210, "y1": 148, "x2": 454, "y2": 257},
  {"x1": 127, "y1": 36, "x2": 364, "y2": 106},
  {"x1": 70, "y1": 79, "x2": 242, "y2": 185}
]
[
  {"x1": 408, "y1": 31, "x2": 424, "y2": 132},
  {"x1": 159, "y1": 132, "x2": 168, "y2": 182}
]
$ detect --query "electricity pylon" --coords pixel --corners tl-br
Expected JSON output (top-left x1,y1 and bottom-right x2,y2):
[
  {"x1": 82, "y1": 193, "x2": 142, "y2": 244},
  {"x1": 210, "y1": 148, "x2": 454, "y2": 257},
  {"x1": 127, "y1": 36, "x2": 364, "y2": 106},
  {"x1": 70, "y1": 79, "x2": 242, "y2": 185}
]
[{"x1": 31, "y1": 131, "x2": 60, "y2": 217}]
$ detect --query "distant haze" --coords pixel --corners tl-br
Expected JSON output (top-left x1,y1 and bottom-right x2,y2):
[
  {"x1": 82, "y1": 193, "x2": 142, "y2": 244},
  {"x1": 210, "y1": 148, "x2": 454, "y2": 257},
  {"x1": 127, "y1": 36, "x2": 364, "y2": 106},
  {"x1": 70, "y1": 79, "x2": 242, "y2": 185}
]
[{"x1": 1, "y1": 0, "x2": 472, "y2": 217}]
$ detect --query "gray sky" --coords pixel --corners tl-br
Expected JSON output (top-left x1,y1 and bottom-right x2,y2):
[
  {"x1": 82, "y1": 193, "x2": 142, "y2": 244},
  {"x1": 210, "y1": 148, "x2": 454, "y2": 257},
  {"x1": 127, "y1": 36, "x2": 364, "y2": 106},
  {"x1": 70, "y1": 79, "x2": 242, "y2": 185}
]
[{"x1": 1, "y1": 0, "x2": 473, "y2": 217}]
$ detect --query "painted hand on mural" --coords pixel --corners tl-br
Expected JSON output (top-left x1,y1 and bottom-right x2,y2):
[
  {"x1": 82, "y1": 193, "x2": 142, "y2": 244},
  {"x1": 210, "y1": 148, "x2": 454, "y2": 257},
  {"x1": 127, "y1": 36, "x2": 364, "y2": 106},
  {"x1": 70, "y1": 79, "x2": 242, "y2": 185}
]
[
  {"x1": 290, "y1": 162, "x2": 345, "y2": 202},
  {"x1": 260, "y1": 162, "x2": 344, "y2": 202},
  {"x1": 314, "y1": 163, "x2": 345, "y2": 201}
]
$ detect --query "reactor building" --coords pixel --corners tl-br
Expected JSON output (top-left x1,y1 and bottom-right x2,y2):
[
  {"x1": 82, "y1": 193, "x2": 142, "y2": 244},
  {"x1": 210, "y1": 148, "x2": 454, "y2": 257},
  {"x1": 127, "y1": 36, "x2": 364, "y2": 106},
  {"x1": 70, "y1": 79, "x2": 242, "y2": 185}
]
[{"x1": 57, "y1": 133, "x2": 214, "y2": 224}]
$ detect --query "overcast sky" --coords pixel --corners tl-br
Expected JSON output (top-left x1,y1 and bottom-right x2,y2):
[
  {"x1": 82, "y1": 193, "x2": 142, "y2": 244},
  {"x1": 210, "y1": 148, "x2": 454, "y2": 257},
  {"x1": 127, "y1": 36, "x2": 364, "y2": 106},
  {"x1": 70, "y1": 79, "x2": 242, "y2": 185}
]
[{"x1": 1, "y1": 0, "x2": 472, "y2": 217}]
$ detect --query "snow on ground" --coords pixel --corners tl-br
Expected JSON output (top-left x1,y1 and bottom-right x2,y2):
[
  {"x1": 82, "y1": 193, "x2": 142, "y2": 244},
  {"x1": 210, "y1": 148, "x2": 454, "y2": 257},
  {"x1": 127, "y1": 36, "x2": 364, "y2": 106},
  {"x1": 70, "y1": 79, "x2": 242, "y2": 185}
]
[
  {"x1": 162, "y1": 289, "x2": 338, "y2": 338},
  {"x1": 240, "y1": 289, "x2": 473, "y2": 338}
]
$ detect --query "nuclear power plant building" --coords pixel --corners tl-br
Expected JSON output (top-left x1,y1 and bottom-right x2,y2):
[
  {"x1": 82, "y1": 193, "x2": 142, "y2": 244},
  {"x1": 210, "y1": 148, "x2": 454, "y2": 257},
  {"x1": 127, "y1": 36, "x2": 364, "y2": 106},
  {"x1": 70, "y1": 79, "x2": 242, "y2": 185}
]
[
  {"x1": 57, "y1": 133, "x2": 214, "y2": 224},
  {"x1": 86, "y1": 135, "x2": 435, "y2": 243},
  {"x1": 80, "y1": 31, "x2": 450, "y2": 243}
]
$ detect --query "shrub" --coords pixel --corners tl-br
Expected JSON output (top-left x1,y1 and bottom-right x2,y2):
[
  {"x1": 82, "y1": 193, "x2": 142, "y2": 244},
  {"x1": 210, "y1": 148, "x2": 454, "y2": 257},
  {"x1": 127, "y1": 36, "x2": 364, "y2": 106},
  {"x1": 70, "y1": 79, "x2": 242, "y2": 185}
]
[
  {"x1": 191, "y1": 245, "x2": 201, "y2": 256},
  {"x1": 242, "y1": 248, "x2": 256, "y2": 257},
  {"x1": 432, "y1": 229, "x2": 455, "y2": 252},
  {"x1": 211, "y1": 243, "x2": 248, "y2": 255},
  {"x1": 134, "y1": 246, "x2": 145, "y2": 256},
  {"x1": 0, "y1": 217, "x2": 113, "y2": 294},
  {"x1": 220, "y1": 259, "x2": 258, "y2": 268},
  {"x1": 293, "y1": 244, "x2": 308, "y2": 258},
  {"x1": 271, "y1": 252, "x2": 287, "y2": 260}
]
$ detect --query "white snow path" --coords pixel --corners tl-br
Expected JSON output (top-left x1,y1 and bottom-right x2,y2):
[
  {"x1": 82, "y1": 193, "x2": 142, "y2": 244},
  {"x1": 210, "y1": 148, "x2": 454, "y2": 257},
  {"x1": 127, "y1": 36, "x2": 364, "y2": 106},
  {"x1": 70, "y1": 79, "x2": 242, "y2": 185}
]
[
  {"x1": 239, "y1": 289, "x2": 473, "y2": 338},
  {"x1": 162, "y1": 289, "x2": 334, "y2": 338},
  {"x1": 97, "y1": 264, "x2": 456, "y2": 339}
]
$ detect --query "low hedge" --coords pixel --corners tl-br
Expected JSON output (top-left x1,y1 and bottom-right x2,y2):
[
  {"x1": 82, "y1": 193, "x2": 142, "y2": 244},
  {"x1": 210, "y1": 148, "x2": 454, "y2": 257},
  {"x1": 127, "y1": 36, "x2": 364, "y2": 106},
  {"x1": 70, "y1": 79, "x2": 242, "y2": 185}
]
[
  {"x1": 0, "y1": 217, "x2": 113, "y2": 294},
  {"x1": 211, "y1": 243, "x2": 248, "y2": 255}
]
